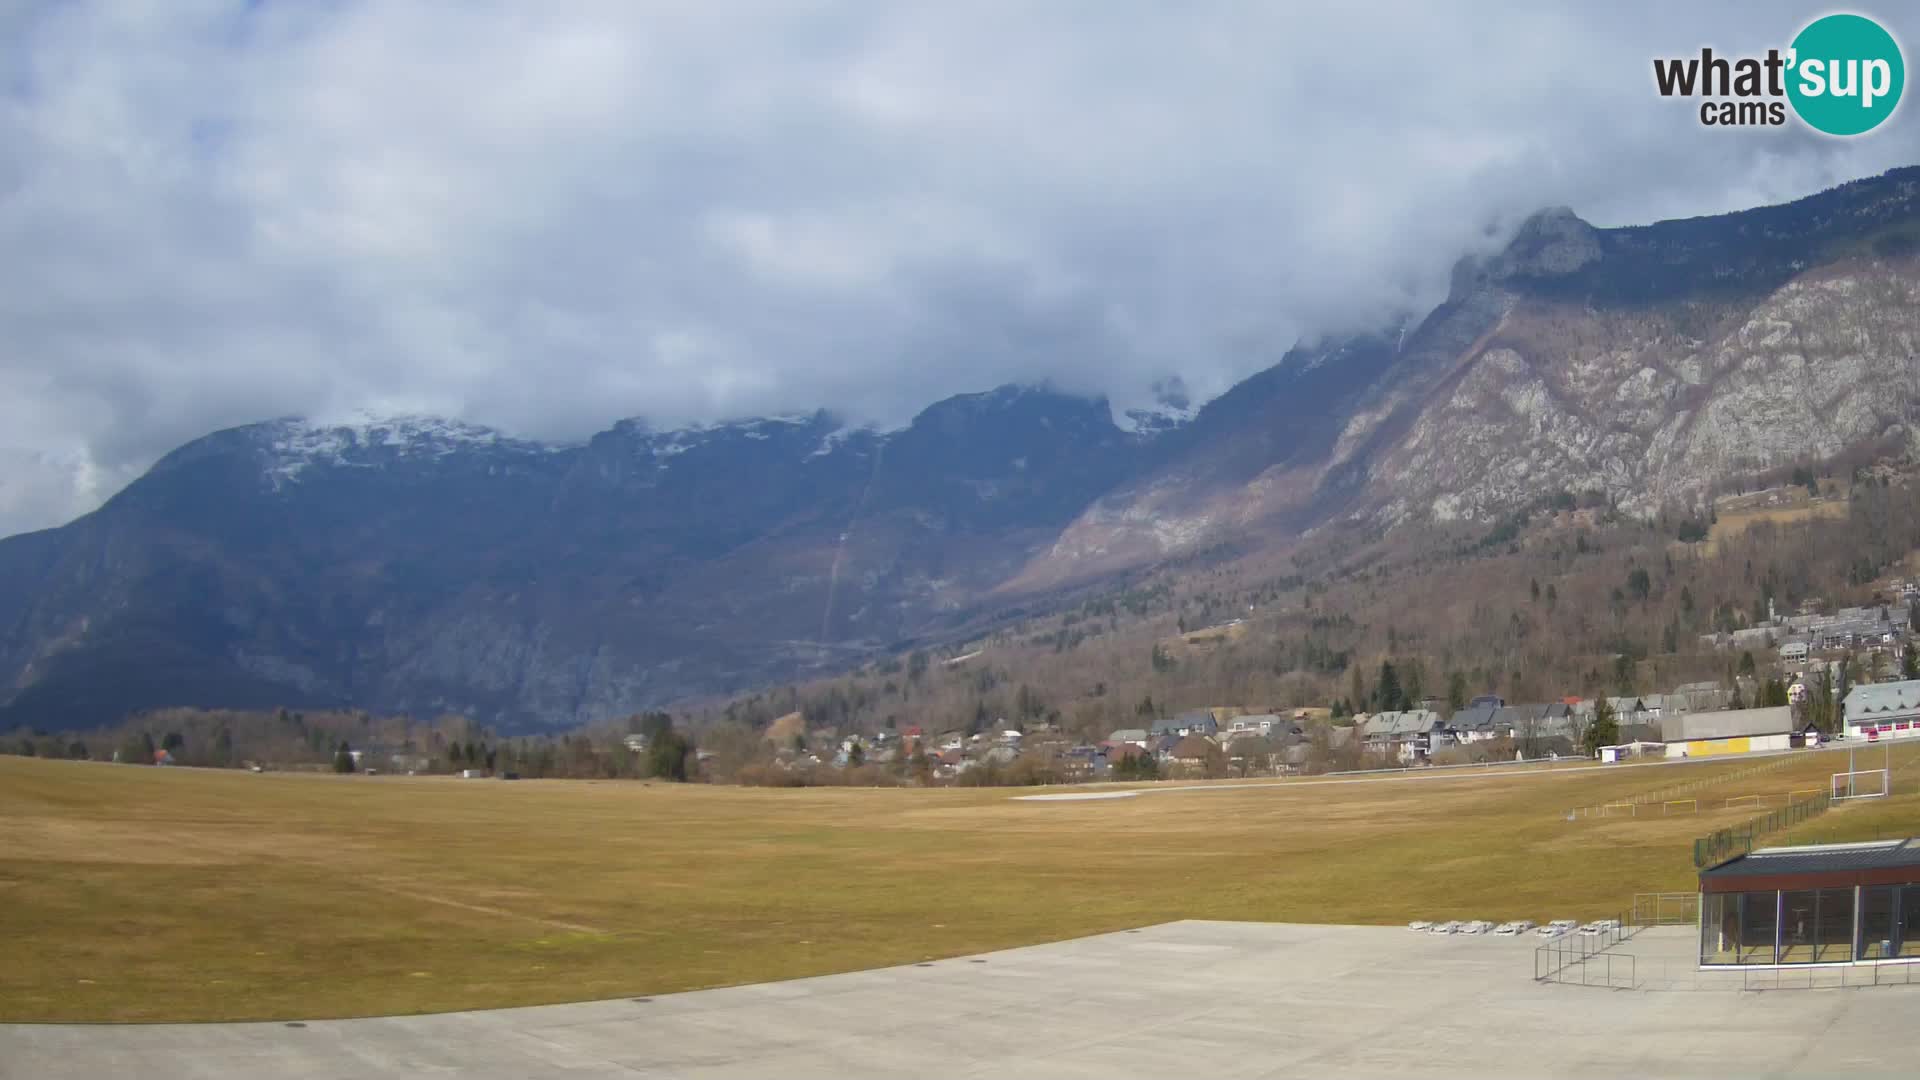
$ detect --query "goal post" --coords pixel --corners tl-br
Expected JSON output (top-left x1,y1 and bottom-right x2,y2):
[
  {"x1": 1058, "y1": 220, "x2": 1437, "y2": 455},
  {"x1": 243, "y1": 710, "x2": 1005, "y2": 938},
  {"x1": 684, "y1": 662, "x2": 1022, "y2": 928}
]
[
  {"x1": 1662, "y1": 799, "x2": 1697, "y2": 815},
  {"x1": 1789, "y1": 788, "x2": 1822, "y2": 803},
  {"x1": 1726, "y1": 794, "x2": 1763, "y2": 810},
  {"x1": 1831, "y1": 769, "x2": 1891, "y2": 801},
  {"x1": 1602, "y1": 801, "x2": 1636, "y2": 817}
]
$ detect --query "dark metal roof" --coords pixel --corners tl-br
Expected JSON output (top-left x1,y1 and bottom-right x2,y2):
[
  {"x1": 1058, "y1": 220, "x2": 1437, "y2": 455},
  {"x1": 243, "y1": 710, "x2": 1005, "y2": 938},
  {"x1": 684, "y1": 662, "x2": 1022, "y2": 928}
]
[{"x1": 1700, "y1": 839, "x2": 1920, "y2": 880}]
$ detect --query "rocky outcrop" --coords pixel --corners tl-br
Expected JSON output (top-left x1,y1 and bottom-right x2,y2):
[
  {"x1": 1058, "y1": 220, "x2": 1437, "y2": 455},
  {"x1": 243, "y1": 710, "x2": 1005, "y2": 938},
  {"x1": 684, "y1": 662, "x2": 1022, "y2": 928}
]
[{"x1": 1367, "y1": 257, "x2": 1920, "y2": 524}]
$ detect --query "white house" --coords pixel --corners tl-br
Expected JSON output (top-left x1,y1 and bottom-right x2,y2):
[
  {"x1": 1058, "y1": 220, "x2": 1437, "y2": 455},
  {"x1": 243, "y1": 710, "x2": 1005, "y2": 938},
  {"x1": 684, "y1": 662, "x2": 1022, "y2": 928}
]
[
  {"x1": 1361, "y1": 709, "x2": 1446, "y2": 763},
  {"x1": 1227, "y1": 714, "x2": 1283, "y2": 738},
  {"x1": 1842, "y1": 679, "x2": 1920, "y2": 741}
]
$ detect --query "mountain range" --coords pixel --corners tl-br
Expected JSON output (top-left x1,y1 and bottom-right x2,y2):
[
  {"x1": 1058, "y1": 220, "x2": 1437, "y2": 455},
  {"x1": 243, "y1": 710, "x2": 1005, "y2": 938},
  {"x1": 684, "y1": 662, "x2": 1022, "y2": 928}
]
[{"x1": 6, "y1": 167, "x2": 1920, "y2": 731}]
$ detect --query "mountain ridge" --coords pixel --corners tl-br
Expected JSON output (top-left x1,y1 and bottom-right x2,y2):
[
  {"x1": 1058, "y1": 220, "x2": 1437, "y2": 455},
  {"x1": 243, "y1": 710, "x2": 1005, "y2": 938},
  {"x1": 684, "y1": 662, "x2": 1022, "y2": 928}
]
[{"x1": 7, "y1": 167, "x2": 1920, "y2": 731}]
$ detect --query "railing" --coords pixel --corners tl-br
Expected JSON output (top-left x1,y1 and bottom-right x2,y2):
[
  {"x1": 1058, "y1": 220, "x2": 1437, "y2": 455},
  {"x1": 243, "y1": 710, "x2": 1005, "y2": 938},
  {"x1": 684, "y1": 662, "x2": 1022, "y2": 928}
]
[
  {"x1": 1692, "y1": 792, "x2": 1832, "y2": 868},
  {"x1": 1536, "y1": 898, "x2": 1696, "y2": 988},
  {"x1": 1743, "y1": 962, "x2": 1920, "y2": 990},
  {"x1": 1535, "y1": 933, "x2": 1636, "y2": 987},
  {"x1": 1533, "y1": 912, "x2": 1636, "y2": 985},
  {"x1": 1631, "y1": 892, "x2": 1698, "y2": 926}
]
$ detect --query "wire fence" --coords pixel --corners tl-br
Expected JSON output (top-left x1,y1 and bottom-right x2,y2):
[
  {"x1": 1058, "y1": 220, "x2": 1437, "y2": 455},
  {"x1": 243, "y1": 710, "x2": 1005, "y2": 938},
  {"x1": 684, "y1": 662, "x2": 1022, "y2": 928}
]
[
  {"x1": 1631, "y1": 892, "x2": 1698, "y2": 926},
  {"x1": 1741, "y1": 963, "x2": 1920, "y2": 990},
  {"x1": 1595, "y1": 954, "x2": 1920, "y2": 991},
  {"x1": 1533, "y1": 913, "x2": 1635, "y2": 984},
  {"x1": 1535, "y1": 895, "x2": 1698, "y2": 986},
  {"x1": 1565, "y1": 755, "x2": 1795, "y2": 820},
  {"x1": 1535, "y1": 945, "x2": 1636, "y2": 988},
  {"x1": 1691, "y1": 791, "x2": 1832, "y2": 868}
]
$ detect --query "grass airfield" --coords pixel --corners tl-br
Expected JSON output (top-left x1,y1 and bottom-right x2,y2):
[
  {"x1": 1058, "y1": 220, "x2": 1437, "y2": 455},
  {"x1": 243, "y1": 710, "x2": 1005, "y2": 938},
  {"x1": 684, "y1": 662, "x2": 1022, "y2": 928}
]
[{"x1": 2, "y1": 746, "x2": 1916, "y2": 1022}]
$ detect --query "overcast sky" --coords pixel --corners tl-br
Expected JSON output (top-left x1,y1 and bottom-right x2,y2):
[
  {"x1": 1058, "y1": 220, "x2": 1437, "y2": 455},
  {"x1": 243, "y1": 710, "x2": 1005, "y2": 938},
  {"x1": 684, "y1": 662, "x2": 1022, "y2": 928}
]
[{"x1": 2, "y1": 2, "x2": 1918, "y2": 537}]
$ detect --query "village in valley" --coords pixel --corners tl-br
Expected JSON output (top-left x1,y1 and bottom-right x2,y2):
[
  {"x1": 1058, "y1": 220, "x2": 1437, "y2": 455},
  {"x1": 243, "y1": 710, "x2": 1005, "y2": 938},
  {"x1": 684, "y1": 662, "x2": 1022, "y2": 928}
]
[{"x1": 765, "y1": 579, "x2": 1920, "y2": 786}]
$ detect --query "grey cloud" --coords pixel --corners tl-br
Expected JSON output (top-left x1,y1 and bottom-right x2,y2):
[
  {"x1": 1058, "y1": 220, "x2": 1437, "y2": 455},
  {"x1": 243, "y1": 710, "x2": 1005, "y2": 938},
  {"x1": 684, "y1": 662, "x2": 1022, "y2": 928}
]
[{"x1": 2, "y1": 0, "x2": 1917, "y2": 536}]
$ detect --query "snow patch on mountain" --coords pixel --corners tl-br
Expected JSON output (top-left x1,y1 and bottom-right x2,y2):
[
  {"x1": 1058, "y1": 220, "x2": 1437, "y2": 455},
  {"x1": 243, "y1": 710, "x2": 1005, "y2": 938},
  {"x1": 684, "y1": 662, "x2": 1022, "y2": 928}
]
[
  {"x1": 808, "y1": 423, "x2": 872, "y2": 459},
  {"x1": 1114, "y1": 403, "x2": 1196, "y2": 434},
  {"x1": 1111, "y1": 374, "x2": 1197, "y2": 435},
  {"x1": 260, "y1": 413, "x2": 568, "y2": 485}
]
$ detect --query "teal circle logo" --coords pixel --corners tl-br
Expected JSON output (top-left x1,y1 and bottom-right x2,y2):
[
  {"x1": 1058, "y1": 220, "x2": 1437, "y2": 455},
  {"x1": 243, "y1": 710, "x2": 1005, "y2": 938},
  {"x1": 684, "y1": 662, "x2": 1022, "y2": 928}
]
[{"x1": 1787, "y1": 14, "x2": 1904, "y2": 136}]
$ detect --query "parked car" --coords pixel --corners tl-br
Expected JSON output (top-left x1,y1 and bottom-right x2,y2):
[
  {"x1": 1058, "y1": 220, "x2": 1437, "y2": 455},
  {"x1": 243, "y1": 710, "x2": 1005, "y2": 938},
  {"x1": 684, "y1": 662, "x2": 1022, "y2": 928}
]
[
  {"x1": 1429, "y1": 920, "x2": 1461, "y2": 935},
  {"x1": 1577, "y1": 919, "x2": 1619, "y2": 937},
  {"x1": 1494, "y1": 920, "x2": 1536, "y2": 936},
  {"x1": 1538, "y1": 920, "x2": 1578, "y2": 937},
  {"x1": 1459, "y1": 920, "x2": 1495, "y2": 935},
  {"x1": 1407, "y1": 920, "x2": 1433, "y2": 932}
]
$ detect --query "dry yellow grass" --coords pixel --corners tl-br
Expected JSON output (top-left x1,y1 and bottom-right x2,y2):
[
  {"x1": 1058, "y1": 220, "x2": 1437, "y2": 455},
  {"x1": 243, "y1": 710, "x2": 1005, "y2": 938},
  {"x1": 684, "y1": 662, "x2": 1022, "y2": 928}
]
[
  {"x1": 1703, "y1": 499, "x2": 1848, "y2": 554},
  {"x1": 1170, "y1": 620, "x2": 1250, "y2": 649},
  {"x1": 0, "y1": 747, "x2": 1913, "y2": 1022}
]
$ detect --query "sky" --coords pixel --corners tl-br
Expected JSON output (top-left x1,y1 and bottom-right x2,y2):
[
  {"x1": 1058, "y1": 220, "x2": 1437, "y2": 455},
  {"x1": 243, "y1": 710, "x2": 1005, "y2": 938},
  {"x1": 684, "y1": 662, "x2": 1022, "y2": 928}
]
[{"x1": 2, "y1": 2, "x2": 1919, "y2": 537}]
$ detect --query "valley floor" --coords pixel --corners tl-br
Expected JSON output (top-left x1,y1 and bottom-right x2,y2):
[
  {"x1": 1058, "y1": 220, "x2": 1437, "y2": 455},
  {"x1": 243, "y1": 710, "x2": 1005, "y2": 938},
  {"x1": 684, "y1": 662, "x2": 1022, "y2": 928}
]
[{"x1": 1, "y1": 747, "x2": 1916, "y2": 1022}]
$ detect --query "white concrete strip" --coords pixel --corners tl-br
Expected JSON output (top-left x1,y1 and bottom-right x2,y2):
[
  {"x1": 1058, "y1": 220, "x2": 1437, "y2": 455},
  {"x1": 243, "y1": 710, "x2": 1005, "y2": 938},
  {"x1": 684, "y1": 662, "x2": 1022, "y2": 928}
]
[{"x1": 5, "y1": 923, "x2": 1918, "y2": 1078}]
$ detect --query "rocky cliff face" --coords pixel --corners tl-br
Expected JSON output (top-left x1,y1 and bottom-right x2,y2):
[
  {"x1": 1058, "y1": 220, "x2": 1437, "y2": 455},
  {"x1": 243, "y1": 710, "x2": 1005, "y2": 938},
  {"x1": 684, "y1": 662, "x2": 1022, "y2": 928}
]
[
  {"x1": 1358, "y1": 169, "x2": 1920, "y2": 525},
  {"x1": 1376, "y1": 264, "x2": 1920, "y2": 525},
  {"x1": 7, "y1": 169, "x2": 1920, "y2": 730},
  {"x1": 1019, "y1": 166, "x2": 1920, "y2": 579}
]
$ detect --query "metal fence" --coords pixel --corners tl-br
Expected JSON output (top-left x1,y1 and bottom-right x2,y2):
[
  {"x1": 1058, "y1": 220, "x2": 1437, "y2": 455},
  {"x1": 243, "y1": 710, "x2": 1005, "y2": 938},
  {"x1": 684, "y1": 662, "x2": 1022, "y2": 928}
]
[
  {"x1": 1631, "y1": 892, "x2": 1698, "y2": 927},
  {"x1": 1535, "y1": 944, "x2": 1636, "y2": 987},
  {"x1": 1536, "y1": 897, "x2": 1686, "y2": 988},
  {"x1": 1691, "y1": 792, "x2": 1832, "y2": 868},
  {"x1": 1742, "y1": 962, "x2": 1920, "y2": 990},
  {"x1": 1587, "y1": 954, "x2": 1920, "y2": 992},
  {"x1": 1533, "y1": 914, "x2": 1635, "y2": 985}
]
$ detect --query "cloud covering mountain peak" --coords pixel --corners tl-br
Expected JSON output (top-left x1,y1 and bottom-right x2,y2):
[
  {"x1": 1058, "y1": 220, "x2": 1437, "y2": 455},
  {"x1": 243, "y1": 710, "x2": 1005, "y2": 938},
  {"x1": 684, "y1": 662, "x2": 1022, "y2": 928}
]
[{"x1": 2, "y1": 1, "x2": 1917, "y2": 537}]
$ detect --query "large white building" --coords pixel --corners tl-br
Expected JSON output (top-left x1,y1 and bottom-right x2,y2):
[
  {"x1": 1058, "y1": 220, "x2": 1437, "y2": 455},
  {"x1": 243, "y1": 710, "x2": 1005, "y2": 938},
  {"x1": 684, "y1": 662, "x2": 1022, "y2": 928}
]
[
  {"x1": 1660, "y1": 706, "x2": 1795, "y2": 758},
  {"x1": 1843, "y1": 679, "x2": 1920, "y2": 741}
]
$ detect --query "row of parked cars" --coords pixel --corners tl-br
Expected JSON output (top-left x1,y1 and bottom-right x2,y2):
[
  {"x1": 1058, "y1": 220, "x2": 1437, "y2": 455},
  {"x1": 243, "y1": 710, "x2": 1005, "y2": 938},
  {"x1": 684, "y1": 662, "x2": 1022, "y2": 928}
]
[{"x1": 1406, "y1": 918, "x2": 1620, "y2": 938}]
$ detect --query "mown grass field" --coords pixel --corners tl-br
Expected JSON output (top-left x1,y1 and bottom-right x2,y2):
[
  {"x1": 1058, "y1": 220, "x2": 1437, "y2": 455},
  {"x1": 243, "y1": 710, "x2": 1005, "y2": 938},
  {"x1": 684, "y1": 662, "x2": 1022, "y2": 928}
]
[{"x1": 2, "y1": 746, "x2": 1917, "y2": 1022}]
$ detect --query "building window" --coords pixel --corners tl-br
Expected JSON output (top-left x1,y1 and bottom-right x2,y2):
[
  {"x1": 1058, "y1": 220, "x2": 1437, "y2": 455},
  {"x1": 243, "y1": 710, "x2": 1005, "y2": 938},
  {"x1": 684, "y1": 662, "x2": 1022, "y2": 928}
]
[
  {"x1": 1815, "y1": 888, "x2": 1855, "y2": 963},
  {"x1": 1702, "y1": 893, "x2": 1740, "y2": 965},
  {"x1": 1739, "y1": 890, "x2": 1778, "y2": 964},
  {"x1": 1903, "y1": 886, "x2": 1920, "y2": 959},
  {"x1": 1860, "y1": 886, "x2": 1898, "y2": 960},
  {"x1": 1780, "y1": 889, "x2": 1817, "y2": 963}
]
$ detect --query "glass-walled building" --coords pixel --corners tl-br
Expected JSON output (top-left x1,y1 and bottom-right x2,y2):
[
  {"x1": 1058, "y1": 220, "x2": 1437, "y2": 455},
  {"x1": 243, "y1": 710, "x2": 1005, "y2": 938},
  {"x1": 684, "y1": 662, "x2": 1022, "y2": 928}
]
[{"x1": 1700, "y1": 839, "x2": 1920, "y2": 967}]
